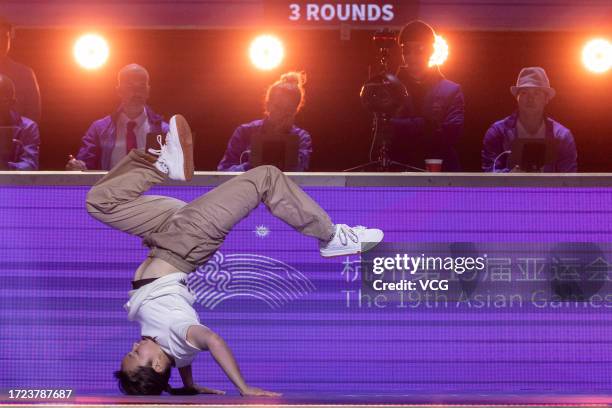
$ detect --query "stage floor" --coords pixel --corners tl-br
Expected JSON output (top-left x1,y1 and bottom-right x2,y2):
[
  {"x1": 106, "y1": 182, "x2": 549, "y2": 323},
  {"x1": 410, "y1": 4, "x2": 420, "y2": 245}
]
[{"x1": 2, "y1": 392, "x2": 611, "y2": 407}]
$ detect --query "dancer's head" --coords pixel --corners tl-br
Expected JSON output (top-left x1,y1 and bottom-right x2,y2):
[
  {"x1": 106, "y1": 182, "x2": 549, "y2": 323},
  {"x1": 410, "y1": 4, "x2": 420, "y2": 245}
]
[
  {"x1": 264, "y1": 71, "x2": 306, "y2": 130},
  {"x1": 114, "y1": 336, "x2": 173, "y2": 395},
  {"x1": 398, "y1": 20, "x2": 436, "y2": 80},
  {"x1": 116, "y1": 63, "x2": 150, "y2": 114}
]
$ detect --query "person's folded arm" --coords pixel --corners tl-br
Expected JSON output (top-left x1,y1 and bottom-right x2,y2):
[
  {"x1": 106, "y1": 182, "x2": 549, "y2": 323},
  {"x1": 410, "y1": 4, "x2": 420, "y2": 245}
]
[
  {"x1": 218, "y1": 126, "x2": 251, "y2": 172},
  {"x1": 76, "y1": 122, "x2": 102, "y2": 170},
  {"x1": 8, "y1": 121, "x2": 40, "y2": 170},
  {"x1": 555, "y1": 130, "x2": 578, "y2": 172},
  {"x1": 482, "y1": 125, "x2": 511, "y2": 173}
]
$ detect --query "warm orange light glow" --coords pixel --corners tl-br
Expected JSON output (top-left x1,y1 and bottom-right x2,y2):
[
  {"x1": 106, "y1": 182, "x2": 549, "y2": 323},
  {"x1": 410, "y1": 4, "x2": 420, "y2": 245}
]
[
  {"x1": 249, "y1": 35, "x2": 284, "y2": 71},
  {"x1": 429, "y1": 35, "x2": 449, "y2": 67},
  {"x1": 74, "y1": 34, "x2": 109, "y2": 70},
  {"x1": 582, "y1": 38, "x2": 612, "y2": 74}
]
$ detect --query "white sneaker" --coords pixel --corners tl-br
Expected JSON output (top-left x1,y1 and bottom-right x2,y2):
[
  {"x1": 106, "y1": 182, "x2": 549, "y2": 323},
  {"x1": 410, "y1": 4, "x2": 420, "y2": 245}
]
[
  {"x1": 149, "y1": 114, "x2": 194, "y2": 181},
  {"x1": 319, "y1": 224, "x2": 384, "y2": 257}
]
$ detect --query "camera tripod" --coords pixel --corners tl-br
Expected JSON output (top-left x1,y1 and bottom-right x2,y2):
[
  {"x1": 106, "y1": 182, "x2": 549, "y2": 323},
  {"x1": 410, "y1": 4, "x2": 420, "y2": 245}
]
[{"x1": 343, "y1": 113, "x2": 424, "y2": 172}]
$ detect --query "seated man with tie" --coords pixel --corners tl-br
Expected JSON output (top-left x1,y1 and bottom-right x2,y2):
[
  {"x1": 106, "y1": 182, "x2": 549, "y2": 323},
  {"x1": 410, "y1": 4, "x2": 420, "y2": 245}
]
[{"x1": 66, "y1": 64, "x2": 168, "y2": 170}]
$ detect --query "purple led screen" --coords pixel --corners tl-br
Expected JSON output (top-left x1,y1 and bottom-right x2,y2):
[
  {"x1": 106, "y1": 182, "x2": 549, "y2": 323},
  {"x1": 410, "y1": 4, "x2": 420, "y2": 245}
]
[{"x1": 1, "y1": 185, "x2": 612, "y2": 394}]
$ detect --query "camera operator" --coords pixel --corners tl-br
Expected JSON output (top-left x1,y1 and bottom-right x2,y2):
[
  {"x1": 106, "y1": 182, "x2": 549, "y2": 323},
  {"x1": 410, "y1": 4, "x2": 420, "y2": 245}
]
[{"x1": 389, "y1": 20, "x2": 464, "y2": 172}]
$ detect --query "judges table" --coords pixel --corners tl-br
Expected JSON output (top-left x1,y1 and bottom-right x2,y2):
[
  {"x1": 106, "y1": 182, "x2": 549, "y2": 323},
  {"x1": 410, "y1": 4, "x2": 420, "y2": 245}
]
[
  {"x1": 3, "y1": 170, "x2": 612, "y2": 187},
  {"x1": 1, "y1": 171, "x2": 612, "y2": 398}
]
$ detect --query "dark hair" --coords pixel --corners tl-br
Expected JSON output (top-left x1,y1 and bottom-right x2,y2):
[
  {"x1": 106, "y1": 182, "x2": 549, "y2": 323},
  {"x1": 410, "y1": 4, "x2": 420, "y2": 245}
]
[
  {"x1": 398, "y1": 20, "x2": 435, "y2": 46},
  {"x1": 114, "y1": 365, "x2": 171, "y2": 395},
  {"x1": 265, "y1": 71, "x2": 306, "y2": 115}
]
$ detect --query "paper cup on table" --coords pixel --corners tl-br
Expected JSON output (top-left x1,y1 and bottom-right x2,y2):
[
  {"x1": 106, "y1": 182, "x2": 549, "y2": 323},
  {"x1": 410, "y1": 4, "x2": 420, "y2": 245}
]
[{"x1": 425, "y1": 159, "x2": 443, "y2": 172}]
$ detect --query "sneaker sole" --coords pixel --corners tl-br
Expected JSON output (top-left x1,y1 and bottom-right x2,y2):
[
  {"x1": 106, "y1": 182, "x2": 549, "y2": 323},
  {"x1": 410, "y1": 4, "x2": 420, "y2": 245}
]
[
  {"x1": 320, "y1": 233, "x2": 384, "y2": 258},
  {"x1": 171, "y1": 114, "x2": 194, "y2": 181}
]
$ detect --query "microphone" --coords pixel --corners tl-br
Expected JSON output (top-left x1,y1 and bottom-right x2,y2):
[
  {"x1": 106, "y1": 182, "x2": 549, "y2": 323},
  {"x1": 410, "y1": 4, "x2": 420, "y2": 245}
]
[{"x1": 493, "y1": 150, "x2": 512, "y2": 173}]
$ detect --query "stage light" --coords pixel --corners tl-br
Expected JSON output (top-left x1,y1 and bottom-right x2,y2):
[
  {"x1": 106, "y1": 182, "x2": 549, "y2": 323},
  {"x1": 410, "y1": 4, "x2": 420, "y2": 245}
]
[
  {"x1": 249, "y1": 35, "x2": 284, "y2": 70},
  {"x1": 582, "y1": 38, "x2": 612, "y2": 74},
  {"x1": 74, "y1": 34, "x2": 109, "y2": 70},
  {"x1": 429, "y1": 35, "x2": 449, "y2": 67}
]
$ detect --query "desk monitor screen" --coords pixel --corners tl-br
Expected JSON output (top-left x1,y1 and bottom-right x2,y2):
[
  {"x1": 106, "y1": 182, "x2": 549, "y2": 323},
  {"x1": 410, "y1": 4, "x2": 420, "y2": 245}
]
[
  {"x1": 509, "y1": 138, "x2": 558, "y2": 172},
  {"x1": 250, "y1": 133, "x2": 299, "y2": 171},
  {"x1": 521, "y1": 142, "x2": 546, "y2": 172}
]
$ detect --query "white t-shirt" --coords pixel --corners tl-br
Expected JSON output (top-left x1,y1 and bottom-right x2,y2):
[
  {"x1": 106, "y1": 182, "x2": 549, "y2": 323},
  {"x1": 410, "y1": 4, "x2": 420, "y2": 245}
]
[
  {"x1": 517, "y1": 119, "x2": 545, "y2": 139},
  {"x1": 123, "y1": 273, "x2": 206, "y2": 368}
]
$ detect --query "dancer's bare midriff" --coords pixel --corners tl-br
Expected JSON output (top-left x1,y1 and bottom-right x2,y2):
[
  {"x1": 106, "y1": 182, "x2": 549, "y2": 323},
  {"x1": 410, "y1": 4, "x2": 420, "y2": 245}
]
[{"x1": 133, "y1": 257, "x2": 180, "y2": 281}]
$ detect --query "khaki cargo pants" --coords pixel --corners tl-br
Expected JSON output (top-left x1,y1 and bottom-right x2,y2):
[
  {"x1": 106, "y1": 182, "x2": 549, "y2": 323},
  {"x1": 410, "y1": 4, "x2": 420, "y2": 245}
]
[{"x1": 86, "y1": 149, "x2": 335, "y2": 272}]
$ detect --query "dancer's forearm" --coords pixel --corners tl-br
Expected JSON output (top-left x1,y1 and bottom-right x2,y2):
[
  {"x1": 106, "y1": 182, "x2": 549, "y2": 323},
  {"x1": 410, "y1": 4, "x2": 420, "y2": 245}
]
[
  {"x1": 207, "y1": 335, "x2": 248, "y2": 393},
  {"x1": 178, "y1": 364, "x2": 195, "y2": 388},
  {"x1": 188, "y1": 325, "x2": 248, "y2": 392}
]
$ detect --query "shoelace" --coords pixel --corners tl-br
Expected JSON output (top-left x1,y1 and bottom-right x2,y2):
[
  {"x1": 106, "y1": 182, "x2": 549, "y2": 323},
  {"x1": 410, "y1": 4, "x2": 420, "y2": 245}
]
[
  {"x1": 338, "y1": 225, "x2": 359, "y2": 246},
  {"x1": 148, "y1": 134, "x2": 170, "y2": 173},
  {"x1": 147, "y1": 134, "x2": 166, "y2": 157}
]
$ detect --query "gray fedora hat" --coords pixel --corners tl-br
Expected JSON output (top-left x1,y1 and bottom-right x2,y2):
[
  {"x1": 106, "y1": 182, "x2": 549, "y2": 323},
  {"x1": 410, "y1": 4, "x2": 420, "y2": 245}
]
[{"x1": 510, "y1": 67, "x2": 556, "y2": 99}]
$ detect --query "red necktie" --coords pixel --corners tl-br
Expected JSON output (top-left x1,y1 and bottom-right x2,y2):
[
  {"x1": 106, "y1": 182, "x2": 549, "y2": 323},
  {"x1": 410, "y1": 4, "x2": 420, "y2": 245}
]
[{"x1": 126, "y1": 121, "x2": 137, "y2": 153}]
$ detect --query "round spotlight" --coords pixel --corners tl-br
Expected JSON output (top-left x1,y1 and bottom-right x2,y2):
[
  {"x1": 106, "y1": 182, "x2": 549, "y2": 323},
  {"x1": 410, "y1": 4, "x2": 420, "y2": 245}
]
[
  {"x1": 74, "y1": 34, "x2": 109, "y2": 70},
  {"x1": 429, "y1": 35, "x2": 449, "y2": 67},
  {"x1": 582, "y1": 38, "x2": 612, "y2": 74},
  {"x1": 249, "y1": 35, "x2": 284, "y2": 71}
]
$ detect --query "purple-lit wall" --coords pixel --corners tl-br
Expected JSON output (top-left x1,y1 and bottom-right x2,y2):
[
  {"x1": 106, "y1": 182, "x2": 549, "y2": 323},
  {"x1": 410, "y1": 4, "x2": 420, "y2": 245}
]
[{"x1": 1, "y1": 185, "x2": 612, "y2": 394}]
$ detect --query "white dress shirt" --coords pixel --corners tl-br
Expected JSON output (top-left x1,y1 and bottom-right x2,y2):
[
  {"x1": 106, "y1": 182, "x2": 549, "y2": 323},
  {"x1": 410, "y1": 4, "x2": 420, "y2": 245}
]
[{"x1": 110, "y1": 109, "x2": 151, "y2": 168}]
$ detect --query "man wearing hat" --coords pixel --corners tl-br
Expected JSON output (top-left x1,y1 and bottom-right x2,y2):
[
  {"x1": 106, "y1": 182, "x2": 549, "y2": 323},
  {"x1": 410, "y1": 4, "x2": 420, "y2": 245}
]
[
  {"x1": 482, "y1": 67, "x2": 577, "y2": 172},
  {"x1": 389, "y1": 20, "x2": 464, "y2": 172}
]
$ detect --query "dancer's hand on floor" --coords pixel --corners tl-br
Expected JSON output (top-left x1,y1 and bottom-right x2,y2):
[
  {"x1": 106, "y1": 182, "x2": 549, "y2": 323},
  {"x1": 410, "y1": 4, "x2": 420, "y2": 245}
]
[{"x1": 239, "y1": 385, "x2": 282, "y2": 397}]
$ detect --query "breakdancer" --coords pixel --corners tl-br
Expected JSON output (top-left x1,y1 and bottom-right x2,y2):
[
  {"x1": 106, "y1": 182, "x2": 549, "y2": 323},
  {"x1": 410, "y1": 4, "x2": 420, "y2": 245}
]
[{"x1": 86, "y1": 115, "x2": 383, "y2": 396}]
